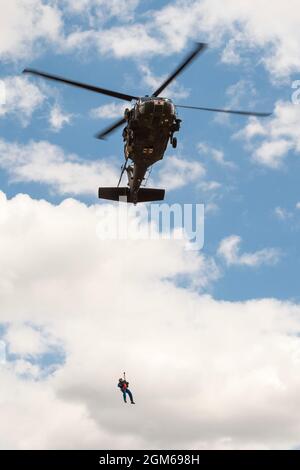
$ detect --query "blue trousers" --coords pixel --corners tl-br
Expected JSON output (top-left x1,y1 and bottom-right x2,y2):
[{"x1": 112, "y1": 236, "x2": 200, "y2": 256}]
[{"x1": 122, "y1": 388, "x2": 134, "y2": 403}]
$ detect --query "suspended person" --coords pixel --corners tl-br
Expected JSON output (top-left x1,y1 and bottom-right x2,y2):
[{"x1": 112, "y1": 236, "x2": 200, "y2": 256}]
[{"x1": 118, "y1": 374, "x2": 135, "y2": 404}]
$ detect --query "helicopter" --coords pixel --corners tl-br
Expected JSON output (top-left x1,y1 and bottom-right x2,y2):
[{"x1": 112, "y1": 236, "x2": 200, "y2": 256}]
[{"x1": 23, "y1": 43, "x2": 271, "y2": 204}]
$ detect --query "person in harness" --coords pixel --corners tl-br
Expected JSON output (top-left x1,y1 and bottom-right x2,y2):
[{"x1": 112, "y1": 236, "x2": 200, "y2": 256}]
[{"x1": 118, "y1": 373, "x2": 135, "y2": 404}]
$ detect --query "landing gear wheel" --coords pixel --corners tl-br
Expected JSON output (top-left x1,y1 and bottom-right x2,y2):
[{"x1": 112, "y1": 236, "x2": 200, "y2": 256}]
[{"x1": 172, "y1": 137, "x2": 177, "y2": 149}]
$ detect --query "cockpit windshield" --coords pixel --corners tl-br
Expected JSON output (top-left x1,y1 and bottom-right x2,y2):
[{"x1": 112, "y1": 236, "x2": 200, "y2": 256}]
[
  {"x1": 140, "y1": 96, "x2": 171, "y2": 102},
  {"x1": 137, "y1": 97, "x2": 175, "y2": 115}
]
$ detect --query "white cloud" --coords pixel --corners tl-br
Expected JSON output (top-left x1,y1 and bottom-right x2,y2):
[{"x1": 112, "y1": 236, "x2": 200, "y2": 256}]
[
  {"x1": 62, "y1": 0, "x2": 300, "y2": 81},
  {"x1": 49, "y1": 104, "x2": 73, "y2": 131},
  {"x1": 199, "y1": 181, "x2": 221, "y2": 192},
  {"x1": 197, "y1": 179, "x2": 222, "y2": 216},
  {"x1": 2, "y1": 0, "x2": 300, "y2": 83},
  {"x1": 198, "y1": 142, "x2": 235, "y2": 169},
  {"x1": 274, "y1": 207, "x2": 293, "y2": 221},
  {"x1": 205, "y1": 201, "x2": 219, "y2": 214},
  {"x1": 156, "y1": 155, "x2": 206, "y2": 191},
  {"x1": 0, "y1": 139, "x2": 119, "y2": 195},
  {"x1": 0, "y1": 76, "x2": 46, "y2": 125},
  {"x1": 217, "y1": 235, "x2": 281, "y2": 267},
  {"x1": 254, "y1": 139, "x2": 292, "y2": 169},
  {"x1": 63, "y1": 24, "x2": 162, "y2": 58},
  {"x1": 5, "y1": 324, "x2": 53, "y2": 357},
  {"x1": 0, "y1": 192, "x2": 300, "y2": 449},
  {"x1": 0, "y1": 139, "x2": 210, "y2": 197},
  {"x1": 236, "y1": 101, "x2": 300, "y2": 168},
  {"x1": 62, "y1": 0, "x2": 140, "y2": 23},
  {"x1": 235, "y1": 118, "x2": 267, "y2": 141},
  {"x1": 0, "y1": 0, "x2": 62, "y2": 61},
  {"x1": 274, "y1": 203, "x2": 300, "y2": 223},
  {"x1": 90, "y1": 102, "x2": 127, "y2": 119},
  {"x1": 0, "y1": 0, "x2": 141, "y2": 62},
  {"x1": 151, "y1": 0, "x2": 300, "y2": 78},
  {"x1": 226, "y1": 80, "x2": 257, "y2": 107},
  {"x1": 10, "y1": 359, "x2": 43, "y2": 379}
]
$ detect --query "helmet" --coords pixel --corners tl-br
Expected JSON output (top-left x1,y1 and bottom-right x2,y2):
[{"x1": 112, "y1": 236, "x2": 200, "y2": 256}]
[{"x1": 119, "y1": 378, "x2": 123, "y2": 382}]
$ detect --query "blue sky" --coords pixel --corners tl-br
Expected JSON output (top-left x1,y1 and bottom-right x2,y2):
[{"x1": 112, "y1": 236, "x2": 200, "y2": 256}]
[{"x1": 1, "y1": 0, "x2": 300, "y2": 450}]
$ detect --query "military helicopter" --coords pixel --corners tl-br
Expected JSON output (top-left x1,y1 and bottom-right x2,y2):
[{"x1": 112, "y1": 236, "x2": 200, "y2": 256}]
[{"x1": 23, "y1": 43, "x2": 271, "y2": 204}]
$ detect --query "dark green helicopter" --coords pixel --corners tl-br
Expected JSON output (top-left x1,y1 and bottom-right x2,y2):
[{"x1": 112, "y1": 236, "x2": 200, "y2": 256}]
[{"x1": 23, "y1": 43, "x2": 271, "y2": 204}]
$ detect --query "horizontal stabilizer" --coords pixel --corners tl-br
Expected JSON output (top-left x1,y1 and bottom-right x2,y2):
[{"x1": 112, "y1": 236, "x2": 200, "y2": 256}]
[{"x1": 98, "y1": 187, "x2": 165, "y2": 203}]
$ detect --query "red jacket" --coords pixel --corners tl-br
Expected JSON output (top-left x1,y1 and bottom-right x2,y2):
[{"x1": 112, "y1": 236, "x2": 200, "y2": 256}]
[{"x1": 118, "y1": 380, "x2": 129, "y2": 391}]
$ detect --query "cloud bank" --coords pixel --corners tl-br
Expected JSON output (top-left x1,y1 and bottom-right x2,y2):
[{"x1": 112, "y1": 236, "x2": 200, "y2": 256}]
[{"x1": 0, "y1": 192, "x2": 300, "y2": 449}]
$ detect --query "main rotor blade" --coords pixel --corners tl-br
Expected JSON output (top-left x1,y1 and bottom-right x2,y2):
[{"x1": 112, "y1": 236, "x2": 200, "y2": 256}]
[
  {"x1": 23, "y1": 68, "x2": 138, "y2": 102},
  {"x1": 175, "y1": 104, "x2": 272, "y2": 117},
  {"x1": 152, "y1": 42, "x2": 208, "y2": 97},
  {"x1": 95, "y1": 117, "x2": 126, "y2": 140}
]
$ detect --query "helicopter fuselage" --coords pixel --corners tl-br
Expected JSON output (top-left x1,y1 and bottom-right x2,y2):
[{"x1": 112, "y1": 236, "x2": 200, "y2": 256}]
[{"x1": 122, "y1": 96, "x2": 181, "y2": 195}]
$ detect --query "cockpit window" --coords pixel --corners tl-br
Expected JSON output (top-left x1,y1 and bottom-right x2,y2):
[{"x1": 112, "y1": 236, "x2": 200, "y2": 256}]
[{"x1": 140, "y1": 97, "x2": 170, "y2": 102}]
